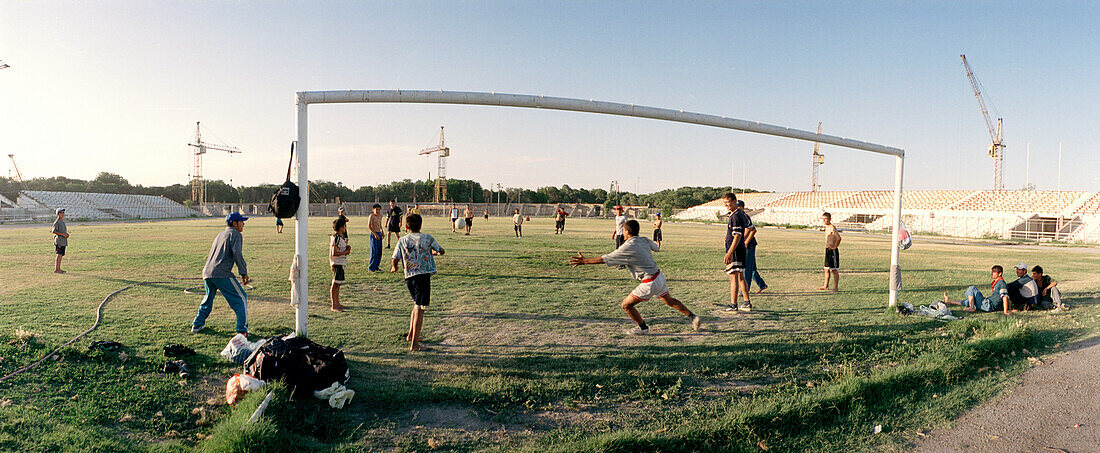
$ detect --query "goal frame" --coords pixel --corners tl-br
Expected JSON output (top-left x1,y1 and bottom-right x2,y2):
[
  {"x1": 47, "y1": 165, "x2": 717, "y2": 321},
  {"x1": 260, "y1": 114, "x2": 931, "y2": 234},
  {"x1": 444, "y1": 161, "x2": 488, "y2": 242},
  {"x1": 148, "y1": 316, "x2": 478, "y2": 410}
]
[{"x1": 291, "y1": 90, "x2": 906, "y2": 337}]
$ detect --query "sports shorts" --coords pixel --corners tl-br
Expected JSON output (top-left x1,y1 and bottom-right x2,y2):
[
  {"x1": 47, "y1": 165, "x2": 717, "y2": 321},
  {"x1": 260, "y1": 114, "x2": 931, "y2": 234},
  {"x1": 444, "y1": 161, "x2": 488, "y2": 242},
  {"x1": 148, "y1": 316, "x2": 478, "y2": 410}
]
[
  {"x1": 824, "y1": 248, "x2": 840, "y2": 271},
  {"x1": 387, "y1": 222, "x2": 401, "y2": 233},
  {"x1": 405, "y1": 273, "x2": 431, "y2": 309},
  {"x1": 55, "y1": 245, "x2": 66, "y2": 256},
  {"x1": 464, "y1": 217, "x2": 473, "y2": 227},
  {"x1": 653, "y1": 228, "x2": 662, "y2": 242},
  {"x1": 725, "y1": 246, "x2": 746, "y2": 274},
  {"x1": 631, "y1": 272, "x2": 670, "y2": 301},
  {"x1": 331, "y1": 264, "x2": 345, "y2": 284}
]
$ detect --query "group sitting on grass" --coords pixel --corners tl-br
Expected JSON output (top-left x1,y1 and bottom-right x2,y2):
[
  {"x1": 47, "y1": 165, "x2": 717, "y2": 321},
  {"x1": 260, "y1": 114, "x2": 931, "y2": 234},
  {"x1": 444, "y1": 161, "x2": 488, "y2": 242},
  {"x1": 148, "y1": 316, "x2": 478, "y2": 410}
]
[{"x1": 943, "y1": 262, "x2": 1065, "y2": 315}]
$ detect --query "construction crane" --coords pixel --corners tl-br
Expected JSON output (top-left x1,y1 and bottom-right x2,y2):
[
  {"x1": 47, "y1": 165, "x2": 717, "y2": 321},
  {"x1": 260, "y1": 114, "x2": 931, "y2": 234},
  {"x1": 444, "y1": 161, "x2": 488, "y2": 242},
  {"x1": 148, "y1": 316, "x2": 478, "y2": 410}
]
[
  {"x1": 961, "y1": 54, "x2": 1006, "y2": 191},
  {"x1": 810, "y1": 122, "x2": 824, "y2": 192},
  {"x1": 7, "y1": 154, "x2": 26, "y2": 189},
  {"x1": 418, "y1": 126, "x2": 450, "y2": 202},
  {"x1": 0, "y1": 60, "x2": 10, "y2": 70},
  {"x1": 187, "y1": 122, "x2": 241, "y2": 205}
]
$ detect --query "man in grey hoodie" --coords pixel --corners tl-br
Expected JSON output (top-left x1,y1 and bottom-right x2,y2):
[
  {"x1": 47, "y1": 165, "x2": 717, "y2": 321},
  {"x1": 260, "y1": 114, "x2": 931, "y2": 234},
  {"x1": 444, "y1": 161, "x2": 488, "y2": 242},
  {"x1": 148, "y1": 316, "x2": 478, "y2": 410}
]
[{"x1": 192, "y1": 212, "x2": 250, "y2": 335}]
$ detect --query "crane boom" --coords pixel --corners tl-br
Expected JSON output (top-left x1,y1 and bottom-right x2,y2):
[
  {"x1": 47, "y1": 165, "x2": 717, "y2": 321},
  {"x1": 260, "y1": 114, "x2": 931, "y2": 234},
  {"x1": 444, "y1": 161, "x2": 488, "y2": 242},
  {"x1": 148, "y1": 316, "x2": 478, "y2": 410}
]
[
  {"x1": 961, "y1": 54, "x2": 1005, "y2": 190},
  {"x1": 187, "y1": 122, "x2": 242, "y2": 204},
  {"x1": 961, "y1": 54, "x2": 999, "y2": 144},
  {"x1": 7, "y1": 154, "x2": 25, "y2": 187},
  {"x1": 418, "y1": 127, "x2": 450, "y2": 202}
]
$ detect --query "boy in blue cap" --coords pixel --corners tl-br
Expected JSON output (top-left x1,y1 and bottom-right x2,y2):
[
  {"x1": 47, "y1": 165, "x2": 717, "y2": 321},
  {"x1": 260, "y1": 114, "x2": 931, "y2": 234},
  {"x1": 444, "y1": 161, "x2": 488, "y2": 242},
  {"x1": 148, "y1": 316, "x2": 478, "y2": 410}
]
[{"x1": 192, "y1": 212, "x2": 250, "y2": 334}]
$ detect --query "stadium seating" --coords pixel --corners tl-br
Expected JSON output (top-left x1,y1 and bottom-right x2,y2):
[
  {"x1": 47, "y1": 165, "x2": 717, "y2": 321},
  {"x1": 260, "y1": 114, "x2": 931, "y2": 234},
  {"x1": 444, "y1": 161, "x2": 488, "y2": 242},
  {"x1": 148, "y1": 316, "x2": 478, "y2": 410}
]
[
  {"x1": 21, "y1": 191, "x2": 196, "y2": 219},
  {"x1": 1073, "y1": 193, "x2": 1100, "y2": 216},
  {"x1": 766, "y1": 191, "x2": 858, "y2": 209},
  {"x1": 949, "y1": 190, "x2": 1085, "y2": 214}
]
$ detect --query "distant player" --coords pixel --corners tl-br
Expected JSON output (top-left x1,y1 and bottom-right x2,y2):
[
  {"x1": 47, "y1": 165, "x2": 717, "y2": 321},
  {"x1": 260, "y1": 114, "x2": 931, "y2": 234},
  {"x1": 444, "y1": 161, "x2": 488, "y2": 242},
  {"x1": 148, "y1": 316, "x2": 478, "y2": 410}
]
[
  {"x1": 368, "y1": 204, "x2": 384, "y2": 272},
  {"x1": 555, "y1": 207, "x2": 568, "y2": 234},
  {"x1": 463, "y1": 204, "x2": 474, "y2": 235},
  {"x1": 450, "y1": 203, "x2": 460, "y2": 233},
  {"x1": 275, "y1": 217, "x2": 283, "y2": 234},
  {"x1": 612, "y1": 205, "x2": 627, "y2": 247},
  {"x1": 51, "y1": 208, "x2": 69, "y2": 274},
  {"x1": 512, "y1": 208, "x2": 523, "y2": 237},
  {"x1": 570, "y1": 219, "x2": 701, "y2": 335},
  {"x1": 192, "y1": 212, "x2": 250, "y2": 335},
  {"x1": 409, "y1": 204, "x2": 422, "y2": 216},
  {"x1": 651, "y1": 212, "x2": 662, "y2": 248},
  {"x1": 391, "y1": 214, "x2": 445, "y2": 352},
  {"x1": 483, "y1": 209, "x2": 489, "y2": 221},
  {"x1": 329, "y1": 217, "x2": 351, "y2": 312},
  {"x1": 385, "y1": 200, "x2": 403, "y2": 248},
  {"x1": 818, "y1": 212, "x2": 841, "y2": 292},
  {"x1": 722, "y1": 193, "x2": 752, "y2": 311}
]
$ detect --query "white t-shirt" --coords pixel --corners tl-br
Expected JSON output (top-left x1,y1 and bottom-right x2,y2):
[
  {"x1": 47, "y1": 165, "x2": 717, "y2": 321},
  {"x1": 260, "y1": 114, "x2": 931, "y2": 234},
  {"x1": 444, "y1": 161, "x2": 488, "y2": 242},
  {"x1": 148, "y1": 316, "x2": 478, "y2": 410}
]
[
  {"x1": 330, "y1": 234, "x2": 348, "y2": 266},
  {"x1": 615, "y1": 215, "x2": 627, "y2": 236},
  {"x1": 450, "y1": 208, "x2": 459, "y2": 219}
]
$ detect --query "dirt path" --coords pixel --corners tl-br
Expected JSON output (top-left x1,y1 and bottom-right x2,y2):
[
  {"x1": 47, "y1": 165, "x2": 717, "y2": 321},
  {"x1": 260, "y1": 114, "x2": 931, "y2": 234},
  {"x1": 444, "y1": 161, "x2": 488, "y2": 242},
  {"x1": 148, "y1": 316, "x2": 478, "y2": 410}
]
[{"x1": 912, "y1": 336, "x2": 1100, "y2": 453}]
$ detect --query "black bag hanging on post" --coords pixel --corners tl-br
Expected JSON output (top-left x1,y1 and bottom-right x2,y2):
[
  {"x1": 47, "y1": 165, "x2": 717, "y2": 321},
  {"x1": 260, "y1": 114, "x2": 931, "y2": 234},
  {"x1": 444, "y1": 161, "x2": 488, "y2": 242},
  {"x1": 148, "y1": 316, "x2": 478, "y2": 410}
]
[{"x1": 269, "y1": 141, "x2": 301, "y2": 218}]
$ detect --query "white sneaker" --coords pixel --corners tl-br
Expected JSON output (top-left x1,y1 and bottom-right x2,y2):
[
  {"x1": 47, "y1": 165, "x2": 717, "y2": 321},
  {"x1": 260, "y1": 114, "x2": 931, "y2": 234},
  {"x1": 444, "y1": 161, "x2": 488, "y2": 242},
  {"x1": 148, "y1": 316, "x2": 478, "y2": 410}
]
[
  {"x1": 691, "y1": 315, "x2": 702, "y2": 331},
  {"x1": 190, "y1": 325, "x2": 204, "y2": 334},
  {"x1": 626, "y1": 326, "x2": 649, "y2": 335}
]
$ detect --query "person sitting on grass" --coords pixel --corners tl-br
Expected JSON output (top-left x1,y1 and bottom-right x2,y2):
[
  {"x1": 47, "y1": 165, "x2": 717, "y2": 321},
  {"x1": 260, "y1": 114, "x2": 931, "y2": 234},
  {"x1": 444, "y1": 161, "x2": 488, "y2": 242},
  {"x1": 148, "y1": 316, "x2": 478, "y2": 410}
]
[
  {"x1": 391, "y1": 214, "x2": 445, "y2": 352},
  {"x1": 942, "y1": 265, "x2": 1013, "y2": 315},
  {"x1": 1007, "y1": 262, "x2": 1041, "y2": 310},
  {"x1": 192, "y1": 212, "x2": 250, "y2": 335},
  {"x1": 329, "y1": 217, "x2": 351, "y2": 312},
  {"x1": 570, "y1": 219, "x2": 702, "y2": 335},
  {"x1": 1031, "y1": 265, "x2": 1066, "y2": 310}
]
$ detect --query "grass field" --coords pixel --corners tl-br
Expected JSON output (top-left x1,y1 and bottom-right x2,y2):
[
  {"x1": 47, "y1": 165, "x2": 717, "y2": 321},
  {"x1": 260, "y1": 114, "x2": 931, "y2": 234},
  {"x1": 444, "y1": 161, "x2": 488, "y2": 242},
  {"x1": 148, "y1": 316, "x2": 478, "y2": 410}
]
[{"x1": 1, "y1": 216, "x2": 1098, "y2": 452}]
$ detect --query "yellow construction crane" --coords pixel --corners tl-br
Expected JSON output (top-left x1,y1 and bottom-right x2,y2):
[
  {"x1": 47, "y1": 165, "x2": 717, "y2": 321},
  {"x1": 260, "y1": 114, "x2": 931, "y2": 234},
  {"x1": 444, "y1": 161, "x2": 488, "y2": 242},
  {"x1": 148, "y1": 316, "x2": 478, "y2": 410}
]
[
  {"x1": 187, "y1": 122, "x2": 241, "y2": 205},
  {"x1": 811, "y1": 122, "x2": 824, "y2": 192},
  {"x1": 961, "y1": 54, "x2": 1005, "y2": 191},
  {"x1": 418, "y1": 126, "x2": 450, "y2": 202}
]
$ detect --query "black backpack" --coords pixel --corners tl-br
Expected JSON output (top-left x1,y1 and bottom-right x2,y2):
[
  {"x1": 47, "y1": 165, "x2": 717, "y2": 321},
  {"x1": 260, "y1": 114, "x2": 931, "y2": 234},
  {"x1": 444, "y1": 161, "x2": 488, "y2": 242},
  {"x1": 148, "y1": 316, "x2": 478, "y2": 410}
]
[
  {"x1": 268, "y1": 142, "x2": 301, "y2": 219},
  {"x1": 243, "y1": 335, "x2": 349, "y2": 398}
]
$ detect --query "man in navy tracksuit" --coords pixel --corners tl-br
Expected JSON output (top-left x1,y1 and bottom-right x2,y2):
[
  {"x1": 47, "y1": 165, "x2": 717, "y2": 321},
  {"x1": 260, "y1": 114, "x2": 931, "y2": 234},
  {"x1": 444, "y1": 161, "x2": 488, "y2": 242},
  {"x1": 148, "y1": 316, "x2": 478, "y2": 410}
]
[{"x1": 192, "y1": 212, "x2": 250, "y2": 335}]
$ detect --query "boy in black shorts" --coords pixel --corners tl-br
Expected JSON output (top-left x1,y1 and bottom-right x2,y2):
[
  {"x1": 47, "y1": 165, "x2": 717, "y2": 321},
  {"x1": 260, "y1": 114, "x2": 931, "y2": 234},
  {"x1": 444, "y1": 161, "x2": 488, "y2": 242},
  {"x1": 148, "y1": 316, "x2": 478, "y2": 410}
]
[
  {"x1": 722, "y1": 193, "x2": 752, "y2": 311},
  {"x1": 385, "y1": 200, "x2": 402, "y2": 249},
  {"x1": 391, "y1": 214, "x2": 445, "y2": 352},
  {"x1": 330, "y1": 217, "x2": 351, "y2": 312}
]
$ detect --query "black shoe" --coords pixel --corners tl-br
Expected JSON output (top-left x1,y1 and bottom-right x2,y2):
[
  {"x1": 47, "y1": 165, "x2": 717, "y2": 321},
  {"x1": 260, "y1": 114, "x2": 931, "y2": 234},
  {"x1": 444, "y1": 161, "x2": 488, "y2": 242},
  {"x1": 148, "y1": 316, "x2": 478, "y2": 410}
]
[
  {"x1": 89, "y1": 340, "x2": 123, "y2": 351},
  {"x1": 724, "y1": 303, "x2": 738, "y2": 312},
  {"x1": 164, "y1": 344, "x2": 196, "y2": 357}
]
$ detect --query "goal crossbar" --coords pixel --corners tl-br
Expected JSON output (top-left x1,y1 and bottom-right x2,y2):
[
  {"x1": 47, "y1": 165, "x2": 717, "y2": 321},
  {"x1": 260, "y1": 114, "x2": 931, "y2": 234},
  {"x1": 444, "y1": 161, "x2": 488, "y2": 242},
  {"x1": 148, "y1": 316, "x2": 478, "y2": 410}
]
[{"x1": 291, "y1": 90, "x2": 906, "y2": 337}]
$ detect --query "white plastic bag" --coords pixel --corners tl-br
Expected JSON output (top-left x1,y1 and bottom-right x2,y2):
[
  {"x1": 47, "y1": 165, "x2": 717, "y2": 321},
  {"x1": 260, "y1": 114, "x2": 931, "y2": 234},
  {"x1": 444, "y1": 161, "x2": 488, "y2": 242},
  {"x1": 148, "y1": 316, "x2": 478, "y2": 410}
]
[{"x1": 220, "y1": 334, "x2": 268, "y2": 364}]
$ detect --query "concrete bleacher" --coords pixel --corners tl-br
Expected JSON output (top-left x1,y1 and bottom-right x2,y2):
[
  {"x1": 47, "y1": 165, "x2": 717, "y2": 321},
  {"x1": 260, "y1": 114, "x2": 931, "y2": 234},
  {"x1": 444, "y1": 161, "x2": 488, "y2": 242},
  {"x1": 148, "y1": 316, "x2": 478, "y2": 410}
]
[
  {"x1": 949, "y1": 190, "x2": 1085, "y2": 215},
  {"x1": 19, "y1": 191, "x2": 197, "y2": 220},
  {"x1": 675, "y1": 189, "x2": 1100, "y2": 243}
]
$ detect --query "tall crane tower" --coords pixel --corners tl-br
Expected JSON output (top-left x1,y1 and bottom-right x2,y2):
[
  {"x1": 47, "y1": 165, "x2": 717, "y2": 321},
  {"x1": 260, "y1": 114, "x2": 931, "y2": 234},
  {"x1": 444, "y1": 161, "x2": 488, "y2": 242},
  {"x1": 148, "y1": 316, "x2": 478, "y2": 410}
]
[
  {"x1": 418, "y1": 126, "x2": 450, "y2": 202},
  {"x1": 188, "y1": 122, "x2": 241, "y2": 205},
  {"x1": 961, "y1": 54, "x2": 1006, "y2": 191},
  {"x1": 810, "y1": 122, "x2": 824, "y2": 192}
]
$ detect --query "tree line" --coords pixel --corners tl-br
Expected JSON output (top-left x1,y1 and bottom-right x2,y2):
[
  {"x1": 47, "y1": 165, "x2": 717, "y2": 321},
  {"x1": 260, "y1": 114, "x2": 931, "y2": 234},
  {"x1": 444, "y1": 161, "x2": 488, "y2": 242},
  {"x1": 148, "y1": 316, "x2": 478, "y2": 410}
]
[{"x1": 1, "y1": 173, "x2": 759, "y2": 210}]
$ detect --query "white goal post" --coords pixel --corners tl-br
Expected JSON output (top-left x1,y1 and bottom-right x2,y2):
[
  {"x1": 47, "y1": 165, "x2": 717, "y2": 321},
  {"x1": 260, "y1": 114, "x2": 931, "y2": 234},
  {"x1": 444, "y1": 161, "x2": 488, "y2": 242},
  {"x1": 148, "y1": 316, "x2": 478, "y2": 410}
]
[{"x1": 292, "y1": 90, "x2": 906, "y2": 337}]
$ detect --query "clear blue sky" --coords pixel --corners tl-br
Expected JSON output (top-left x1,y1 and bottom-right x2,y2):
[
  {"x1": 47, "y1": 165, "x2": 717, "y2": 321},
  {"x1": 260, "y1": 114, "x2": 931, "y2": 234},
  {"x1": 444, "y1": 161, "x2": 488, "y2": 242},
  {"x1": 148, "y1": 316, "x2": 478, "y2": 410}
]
[{"x1": 2, "y1": 1, "x2": 1097, "y2": 193}]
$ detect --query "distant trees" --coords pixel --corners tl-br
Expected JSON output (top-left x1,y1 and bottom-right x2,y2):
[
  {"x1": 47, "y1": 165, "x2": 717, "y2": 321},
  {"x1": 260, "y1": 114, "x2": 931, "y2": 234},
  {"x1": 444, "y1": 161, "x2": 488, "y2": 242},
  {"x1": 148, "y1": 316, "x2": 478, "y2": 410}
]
[{"x1": 0, "y1": 173, "x2": 758, "y2": 209}]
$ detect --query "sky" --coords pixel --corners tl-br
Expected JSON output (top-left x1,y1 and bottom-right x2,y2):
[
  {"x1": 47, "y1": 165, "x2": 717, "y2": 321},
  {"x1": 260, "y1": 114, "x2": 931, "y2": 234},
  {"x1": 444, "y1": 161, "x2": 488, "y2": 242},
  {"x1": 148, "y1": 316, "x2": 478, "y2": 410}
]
[{"x1": 1, "y1": 1, "x2": 1098, "y2": 194}]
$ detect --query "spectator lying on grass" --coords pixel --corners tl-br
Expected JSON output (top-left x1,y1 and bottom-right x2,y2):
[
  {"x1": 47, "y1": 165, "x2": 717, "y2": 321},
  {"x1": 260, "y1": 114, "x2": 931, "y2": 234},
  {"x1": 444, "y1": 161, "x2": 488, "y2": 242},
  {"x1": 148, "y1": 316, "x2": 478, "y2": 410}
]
[{"x1": 942, "y1": 265, "x2": 1013, "y2": 315}]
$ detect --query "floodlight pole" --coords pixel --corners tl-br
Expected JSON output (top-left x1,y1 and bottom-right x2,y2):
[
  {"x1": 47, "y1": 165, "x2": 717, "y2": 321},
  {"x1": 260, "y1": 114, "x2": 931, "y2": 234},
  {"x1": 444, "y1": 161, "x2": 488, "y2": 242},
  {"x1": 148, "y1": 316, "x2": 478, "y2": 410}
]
[
  {"x1": 889, "y1": 155, "x2": 905, "y2": 307},
  {"x1": 294, "y1": 100, "x2": 309, "y2": 337},
  {"x1": 292, "y1": 90, "x2": 907, "y2": 336}
]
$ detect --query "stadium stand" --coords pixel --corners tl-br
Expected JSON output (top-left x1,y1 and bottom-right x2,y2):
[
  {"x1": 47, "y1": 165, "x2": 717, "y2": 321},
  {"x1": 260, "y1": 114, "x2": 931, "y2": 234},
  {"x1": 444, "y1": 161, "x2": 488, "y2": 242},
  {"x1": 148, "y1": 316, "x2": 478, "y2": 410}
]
[
  {"x1": 675, "y1": 190, "x2": 1100, "y2": 243},
  {"x1": 19, "y1": 191, "x2": 197, "y2": 220},
  {"x1": 1073, "y1": 192, "x2": 1100, "y2": 216}
]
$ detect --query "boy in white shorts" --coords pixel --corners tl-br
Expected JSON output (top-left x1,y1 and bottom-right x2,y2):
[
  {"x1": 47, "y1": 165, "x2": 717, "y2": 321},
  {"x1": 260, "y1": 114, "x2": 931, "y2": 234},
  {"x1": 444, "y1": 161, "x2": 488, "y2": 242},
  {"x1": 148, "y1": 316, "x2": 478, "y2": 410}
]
[{"x1": 570, "y1": 219, "x2": 701, "y2": 335}]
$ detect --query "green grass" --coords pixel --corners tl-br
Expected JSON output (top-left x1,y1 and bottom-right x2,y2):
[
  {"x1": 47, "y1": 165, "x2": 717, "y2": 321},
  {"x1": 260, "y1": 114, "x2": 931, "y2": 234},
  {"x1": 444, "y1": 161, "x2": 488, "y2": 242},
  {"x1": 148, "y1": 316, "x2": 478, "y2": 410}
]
[{"x1": 0, "y1": 217, "x2": 1097, "y2": 452}]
